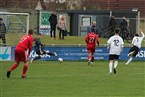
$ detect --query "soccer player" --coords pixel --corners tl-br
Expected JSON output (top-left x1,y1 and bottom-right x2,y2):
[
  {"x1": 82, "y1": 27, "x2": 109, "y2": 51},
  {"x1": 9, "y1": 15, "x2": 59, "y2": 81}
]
[
  {"x1": 125, "y1": 29, "x2": 144, "y2": 65},
  {"x1": 107, "y1": 28, "x2": 124, "y2": 74},
  {"x1": 30, "y1": 33, "x2": 57, "y2": 63},
  {"x1": 7, "y1": 29, "x2": 34, "y2": 78},
  {"x1": 85, "y1": 28, "x2": 99, "y2": 65}
]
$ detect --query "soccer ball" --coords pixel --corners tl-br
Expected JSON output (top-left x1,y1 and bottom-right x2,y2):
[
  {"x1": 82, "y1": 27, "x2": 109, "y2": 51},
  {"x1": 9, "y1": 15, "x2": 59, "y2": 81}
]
[{"x1": 58, "y1": 58, "x2": 63, "y2": 62}]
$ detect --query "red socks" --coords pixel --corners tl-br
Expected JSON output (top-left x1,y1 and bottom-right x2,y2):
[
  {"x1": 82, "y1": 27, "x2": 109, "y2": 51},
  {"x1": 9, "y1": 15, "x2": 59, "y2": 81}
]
[
  {"x1": 88, "y1": 56, "x2": 91, "y2": 61},
  {"x1": 22, "y1": 64, "x2": 28, "y2": 77},
  {"x1": 91, "y1": 56, "x2": 94, "y2": 62},
  {"x1": 9, "y1": 63, "x2": 18, "y2": 72}
]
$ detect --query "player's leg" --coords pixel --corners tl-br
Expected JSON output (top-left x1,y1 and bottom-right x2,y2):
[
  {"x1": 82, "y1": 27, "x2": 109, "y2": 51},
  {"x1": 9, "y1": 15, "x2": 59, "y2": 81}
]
[
  {"x1": 126, "y1": 49, "x2": 138, "y2": 65},
  {"x1": 88, "y1": 52, "x2": 91, "y2": 65},
  {"x1": 108, "y1": 55, "x2": 114, "y2": 74},
  {"x1": 31, "y1": 55, "x2": 41, "y2": 63},
  {"x1": 125, "y1": 47, "x2": 134, "y2": 65},
  {"x1": 113, "y1": 55, "x2": 119, "y2": 74},
  {"x1": 22, "y1": 61, "x2": 29, "y2": 78},
  {"x1": 91, "y1": 53, "x2": 94, "y2": 64},
  {"x1": 87, "y1": 47, "x2": 91, "y2": 65},
  {"x1": 125, "y1": 47, "x2": 139, "y2": 65},
  {"x1": 91, "y1": 48, "x2": 95, "y2": 64},
  {"x1": 125, "y1": 57, "x2": 133, "y2": 65},
  {"x1": 31, "y1": 51, "x2": 42, "y2": 63},
  {"x1": 7, "y1": 49, "x2": 21, "y2": 78},
  {"x1": 22, "y1": 50, "x2": 31, "y2": 78},
  {"x1": 43, "y1": 51, "x2": 57, "y2": 56}
]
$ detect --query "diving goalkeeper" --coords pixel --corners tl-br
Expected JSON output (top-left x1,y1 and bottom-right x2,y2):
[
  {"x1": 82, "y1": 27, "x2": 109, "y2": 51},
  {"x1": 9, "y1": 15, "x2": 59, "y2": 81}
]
[{"x1": 31, "y1": 33, "x2": 57, "y2": 63}]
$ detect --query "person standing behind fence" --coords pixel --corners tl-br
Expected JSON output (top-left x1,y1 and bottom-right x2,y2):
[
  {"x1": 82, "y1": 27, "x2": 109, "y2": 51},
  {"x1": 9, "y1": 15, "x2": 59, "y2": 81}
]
[
  {"x1": 0, "y1": 17, "x2": 6, "y2": 46},
  {"x1": 89, "y1": 21, "x2": 99, "y2": 35},
  {"x1": 108, "y1": 16, "x2": 116, "y2": 37},
  {"x1": 48, "y1": 11, "x2": 57, "y2": 39},
  {"x1": 58, "y1": 16, "x2": 67, "y2": 39},
  {"x1": 119, "y1": 17, "x2": 128, "y2": 39}
]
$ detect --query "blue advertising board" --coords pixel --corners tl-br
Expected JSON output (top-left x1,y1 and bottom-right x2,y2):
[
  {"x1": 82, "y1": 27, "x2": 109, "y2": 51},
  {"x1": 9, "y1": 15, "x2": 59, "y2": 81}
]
[
  {"x1": 0, "y1": 47, "x2": 11, "y2": 61},
  {"x1": 11, "y1": 46, "x2": 145, "y2": 61}
]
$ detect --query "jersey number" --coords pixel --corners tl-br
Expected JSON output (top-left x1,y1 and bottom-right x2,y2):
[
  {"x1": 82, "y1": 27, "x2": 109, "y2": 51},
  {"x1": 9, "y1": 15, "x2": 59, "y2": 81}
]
[
  {"x1": 89, "y1": 36, "x2": 95, "y2": 43},
  {"x1": 113, "y1": 39, "x2": 119, "y2": 46},
  {"x1": 19, "y1": 37, "x2": 28, "y2": 43}
]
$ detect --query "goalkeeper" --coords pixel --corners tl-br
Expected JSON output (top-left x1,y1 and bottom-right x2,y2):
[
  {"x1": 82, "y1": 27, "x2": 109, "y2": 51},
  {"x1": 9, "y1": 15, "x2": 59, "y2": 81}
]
[{"x1": 31, "y1": 33, "x2": 57, "y2": 63}]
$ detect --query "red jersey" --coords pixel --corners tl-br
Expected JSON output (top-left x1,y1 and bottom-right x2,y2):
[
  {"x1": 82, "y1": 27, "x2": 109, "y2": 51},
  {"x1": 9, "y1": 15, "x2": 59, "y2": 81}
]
[
  {"x1": 85, "y1": 32, "x2": 99, "y2": 48},
  {"x1": 16, "y1": 34, "x2": 34, "y2": 54}
]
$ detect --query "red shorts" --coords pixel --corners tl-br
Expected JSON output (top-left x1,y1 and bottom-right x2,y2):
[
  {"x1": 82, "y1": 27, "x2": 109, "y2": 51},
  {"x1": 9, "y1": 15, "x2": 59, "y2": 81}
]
[
  {"x1": 87, "y1": 47, "x2": 96, "y2": 53},
  {"x1": 15, "y1": 48, "x2": 29, "y2": 62}
]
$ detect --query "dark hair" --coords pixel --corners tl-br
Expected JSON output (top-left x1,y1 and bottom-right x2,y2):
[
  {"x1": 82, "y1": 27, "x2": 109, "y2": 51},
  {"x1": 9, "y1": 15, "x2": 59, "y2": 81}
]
[
  {"x1": 135, "y1": 33, "x2": 139, "y2": 36},
  {"x1": 114, "y1": 28, "x2": 120, "y2": 34},
  {"x1": 28, "y1": 29, "x2": 33, "y2": 35}
]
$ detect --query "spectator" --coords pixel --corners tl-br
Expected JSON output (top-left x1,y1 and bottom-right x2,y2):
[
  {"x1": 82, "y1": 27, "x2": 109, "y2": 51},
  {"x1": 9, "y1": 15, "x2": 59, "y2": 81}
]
[
  {"x1": 119, "y1": 17, "x2": 128, "y2": 39},
  {"x1": 108, "y1": 16, "x2": 116, "y2": 37},
  {"x1": 48, "y1": 11, "x2": 57, "y2": 39},
  {"x1": 89, "y1": 21, "x2": 99, "y2": 35},
  {"x1": 0, "y1": 17, "x2": 6, "y2": 46},
  {"x1": 58, "y1": 16, "x2": 67, "y2": 39}
]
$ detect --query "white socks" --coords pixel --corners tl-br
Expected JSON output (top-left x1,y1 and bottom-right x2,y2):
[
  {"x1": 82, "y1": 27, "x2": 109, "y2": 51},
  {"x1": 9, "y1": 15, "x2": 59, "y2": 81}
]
[
  {"x1": 114, "y1": 61, "x2": 118, "y2": 69},
  {"x1": 109, "y1": 61, "x2": 118, "y2": 73},
  {"x1": 109, "y1": 62, "x2": 113, "y2": 73},
  {"x1": 125, "y1": 57, "x2": 133, "y2": 65}
]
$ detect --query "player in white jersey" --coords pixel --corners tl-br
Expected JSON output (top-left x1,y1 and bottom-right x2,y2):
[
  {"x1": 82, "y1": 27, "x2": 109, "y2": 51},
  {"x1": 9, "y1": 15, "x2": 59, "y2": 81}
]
[
  {"x1": 125, "y1": 29, "x2": 144, "y2": 65},
  {"x1": 107, "y1": 28, "x2": 124, "y2": 74}
]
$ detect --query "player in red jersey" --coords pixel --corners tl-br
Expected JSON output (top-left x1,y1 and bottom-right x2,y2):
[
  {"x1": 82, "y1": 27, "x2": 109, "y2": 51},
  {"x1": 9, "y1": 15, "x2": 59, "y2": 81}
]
[
  {"x1": 7, "y1": 29, "x2": 34, "y2": 78},
  {"x1": 85, "y1": 28, "x2": 99, "y2": 65}
]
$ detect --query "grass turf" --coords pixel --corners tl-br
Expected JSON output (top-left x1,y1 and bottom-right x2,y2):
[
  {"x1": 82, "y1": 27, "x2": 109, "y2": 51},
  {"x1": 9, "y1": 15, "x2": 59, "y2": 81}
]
[
  {"x1": 5, "y1": 33, "x2": 145, "y2": 47},
  {"x1": 0, "y1": 61, "x2": 144, "y2": 97}
]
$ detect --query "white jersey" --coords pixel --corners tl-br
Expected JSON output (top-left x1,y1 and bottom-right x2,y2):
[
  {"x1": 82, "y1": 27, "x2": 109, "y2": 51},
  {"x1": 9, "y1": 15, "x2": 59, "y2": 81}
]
[
  {"x1": 132, "y1": 32, "x2": 144, "y2": 48},
  {"x1": 107, "y1": 35, "x2": 124, "y2": 55}
]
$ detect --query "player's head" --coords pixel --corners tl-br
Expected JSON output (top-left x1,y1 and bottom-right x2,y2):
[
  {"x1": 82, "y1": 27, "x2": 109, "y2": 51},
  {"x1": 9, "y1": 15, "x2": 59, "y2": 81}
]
[
  {"x1": 114, "y1": 28, "x2": 120, "y2": 34},
  {"x1": 36, "y1": 33, "x2": 41, "y2": 38},
  {"x1": 28, "y1": 29, "x2": 33, "y2": 35}
]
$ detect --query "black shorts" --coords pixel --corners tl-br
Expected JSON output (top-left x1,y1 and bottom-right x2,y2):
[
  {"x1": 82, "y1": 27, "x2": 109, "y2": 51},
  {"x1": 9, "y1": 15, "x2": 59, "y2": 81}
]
[
  {"x1": 109, "y1": 55, "x2": 119, "y2": 60},
  {"x1": 128, "y1": 46, "x2": 139, "y2": 57}
]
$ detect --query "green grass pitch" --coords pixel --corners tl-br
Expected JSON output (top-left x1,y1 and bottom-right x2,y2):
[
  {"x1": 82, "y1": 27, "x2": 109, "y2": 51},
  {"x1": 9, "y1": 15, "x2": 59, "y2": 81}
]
[{"x1": 0, "y1": 61, "x2": 144, "y2": 97}]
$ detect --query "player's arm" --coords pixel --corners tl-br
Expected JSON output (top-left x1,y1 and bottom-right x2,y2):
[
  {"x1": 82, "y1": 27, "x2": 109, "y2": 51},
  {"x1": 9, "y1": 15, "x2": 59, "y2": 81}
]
[
  {"x1": 95, "y1": 35, "x2": 99, "y2": 46},
  {"x1": 131, "y1": 37, "x2": 135, "y2": 46},
  {"x1": 121, "y1": 39, "x2": 124, "y2": 51},
  {"x1": 28, "y1": 38, "x2": 34, "y2": 55},
  {"x1": 96, "y1": 41, "x2": 99, "y2": 47},
  {"x1": 140, "y1": 29, "x2": 145, "y2": 38},
  {"x1": 85, "y1": 35, "x2": 89, "y2": 43},
  {"x1": 107, "y1": 38, "x2": 111, "y2": 49}
]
